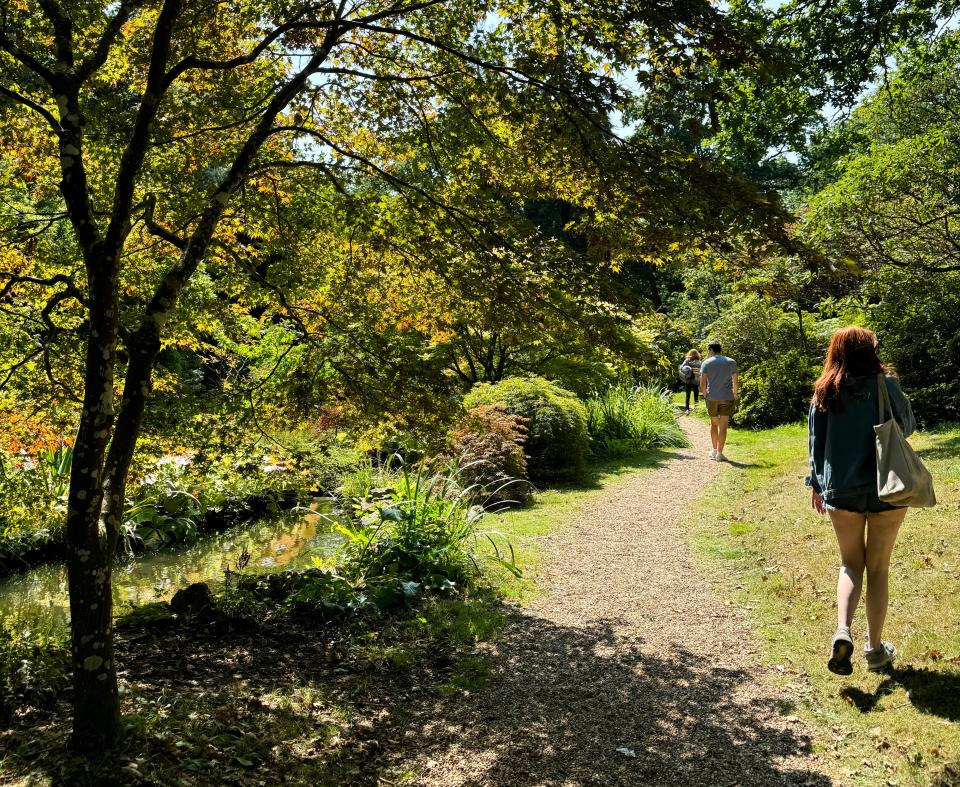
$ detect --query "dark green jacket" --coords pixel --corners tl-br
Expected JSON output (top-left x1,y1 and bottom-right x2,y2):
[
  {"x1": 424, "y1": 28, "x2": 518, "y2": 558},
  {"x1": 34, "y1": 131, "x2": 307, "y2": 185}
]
[{"x1": 807, "y1": 375, "x2": 916, "y2": 500}]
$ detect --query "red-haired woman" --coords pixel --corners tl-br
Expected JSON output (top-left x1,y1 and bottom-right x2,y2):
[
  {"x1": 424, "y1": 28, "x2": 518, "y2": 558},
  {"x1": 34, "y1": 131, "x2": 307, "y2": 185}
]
[{"x1": 807, "y1": 327, "x2": 916, "y2": 675}]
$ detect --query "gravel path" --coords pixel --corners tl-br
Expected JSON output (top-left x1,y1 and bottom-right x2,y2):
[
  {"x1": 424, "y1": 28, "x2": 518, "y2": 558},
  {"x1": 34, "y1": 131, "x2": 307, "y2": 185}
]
[{"x1": 401, "y1": 417, "x2": 831, "y2": 786}]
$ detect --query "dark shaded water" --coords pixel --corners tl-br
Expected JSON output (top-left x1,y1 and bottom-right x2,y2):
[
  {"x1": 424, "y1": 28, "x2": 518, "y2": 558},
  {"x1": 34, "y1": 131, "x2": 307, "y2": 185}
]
[{"x1": 0, "y1": 500, "x2": 344, "y2": 630}]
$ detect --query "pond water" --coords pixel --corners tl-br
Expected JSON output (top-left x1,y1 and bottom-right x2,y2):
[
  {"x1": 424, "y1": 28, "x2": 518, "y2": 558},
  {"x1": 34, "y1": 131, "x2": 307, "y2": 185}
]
[{"x1": 0, "y1": 499, "x2": 344, "y2": 631}]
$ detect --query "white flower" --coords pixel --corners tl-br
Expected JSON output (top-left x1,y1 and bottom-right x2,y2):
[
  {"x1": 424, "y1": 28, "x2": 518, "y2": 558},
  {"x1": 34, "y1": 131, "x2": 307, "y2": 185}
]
[{"x1": 158, "y1": 455, "x2": 192, "y2": 467}]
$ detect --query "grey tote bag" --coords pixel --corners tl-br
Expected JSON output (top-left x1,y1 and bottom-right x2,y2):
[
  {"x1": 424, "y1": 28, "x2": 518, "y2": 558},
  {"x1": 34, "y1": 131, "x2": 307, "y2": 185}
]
[{"x1": 875, "y1": 374, "x2": 936, "y2": 508}]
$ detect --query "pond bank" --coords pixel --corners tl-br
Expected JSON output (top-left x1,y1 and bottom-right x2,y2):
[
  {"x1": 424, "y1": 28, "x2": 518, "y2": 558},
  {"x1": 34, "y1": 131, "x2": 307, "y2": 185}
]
[
  {"x1": 0, "y1": 488, "x2": 303, "y2": 579},
  {"x1": 0, "y1": 498, "x2": 342, "y2": 630}
]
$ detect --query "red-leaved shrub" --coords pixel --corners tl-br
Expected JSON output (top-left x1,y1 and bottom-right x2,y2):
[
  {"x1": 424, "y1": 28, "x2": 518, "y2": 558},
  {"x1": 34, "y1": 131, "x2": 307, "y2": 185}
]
[{"x1": 449, "y1": 405, "x2": 531, "y2": 505}]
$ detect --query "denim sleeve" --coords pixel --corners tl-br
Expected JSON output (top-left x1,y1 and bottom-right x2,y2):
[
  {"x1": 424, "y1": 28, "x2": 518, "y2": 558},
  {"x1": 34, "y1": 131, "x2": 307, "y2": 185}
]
[
  {"x1": 886, "y1": 375, "x2": 916, "y2": 438},
  {"x1": 806, "y1": 402, "x2": 825, "y2": 494}
]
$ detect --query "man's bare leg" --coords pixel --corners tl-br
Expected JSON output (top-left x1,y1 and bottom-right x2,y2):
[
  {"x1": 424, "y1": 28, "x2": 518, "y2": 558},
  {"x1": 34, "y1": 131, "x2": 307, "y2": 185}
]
[{"x1": 717, "y1": 415, "x2": 730, "y2": 453}]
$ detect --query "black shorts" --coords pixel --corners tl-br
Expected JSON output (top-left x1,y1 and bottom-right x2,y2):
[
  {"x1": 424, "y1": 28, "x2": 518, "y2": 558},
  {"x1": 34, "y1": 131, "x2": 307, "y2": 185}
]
[{"x1": 825, "y1": 492, "x2": 902, "y2": 514}]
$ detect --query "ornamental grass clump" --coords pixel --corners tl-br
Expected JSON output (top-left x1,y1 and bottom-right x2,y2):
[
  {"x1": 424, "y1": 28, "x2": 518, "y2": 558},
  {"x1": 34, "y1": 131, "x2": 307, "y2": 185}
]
[
  {"x1": 335, "y1": 459, "x2": 519, "y2": 606},
  {"x1": 586, "y1": 385, "x2": 688, "y2": 457}
]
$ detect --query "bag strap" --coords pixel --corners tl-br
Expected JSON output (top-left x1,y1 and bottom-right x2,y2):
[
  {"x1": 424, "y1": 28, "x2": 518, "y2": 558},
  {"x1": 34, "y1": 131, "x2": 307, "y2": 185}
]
[{"x1": 877, "y1": 373, "x2": 892, "y2": 422}]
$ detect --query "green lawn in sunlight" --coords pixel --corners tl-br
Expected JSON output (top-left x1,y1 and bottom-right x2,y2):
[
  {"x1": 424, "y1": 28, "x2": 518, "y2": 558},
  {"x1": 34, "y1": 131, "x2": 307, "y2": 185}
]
[{"x1": 688, "y1": 422, "x2": 960, "y2": 786}]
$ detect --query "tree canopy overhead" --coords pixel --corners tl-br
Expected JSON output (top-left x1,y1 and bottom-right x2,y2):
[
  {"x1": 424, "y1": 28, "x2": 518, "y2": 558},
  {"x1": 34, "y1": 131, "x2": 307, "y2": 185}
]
[
  {"x1": 624, "y1": 0, "x2": 960, "y2": 189},
  {"x1": 0, "y1": 0, "x2": 808, "y2": 751},
  {"x1": 0, "y1": 0, "x2": 959, "y2": 768}
]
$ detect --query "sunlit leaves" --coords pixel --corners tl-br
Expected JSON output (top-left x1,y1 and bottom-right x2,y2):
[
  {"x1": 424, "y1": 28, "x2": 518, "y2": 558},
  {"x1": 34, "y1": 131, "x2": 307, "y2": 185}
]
[{"x1": 801, "y1": 32, "x2": 960, "y2": 274}]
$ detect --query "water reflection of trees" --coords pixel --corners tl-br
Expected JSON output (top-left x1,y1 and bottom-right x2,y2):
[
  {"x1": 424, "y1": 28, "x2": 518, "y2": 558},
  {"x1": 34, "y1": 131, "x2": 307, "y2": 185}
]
[{"x1": 0, "y1": 507, "x2": 344, "y2": 629}]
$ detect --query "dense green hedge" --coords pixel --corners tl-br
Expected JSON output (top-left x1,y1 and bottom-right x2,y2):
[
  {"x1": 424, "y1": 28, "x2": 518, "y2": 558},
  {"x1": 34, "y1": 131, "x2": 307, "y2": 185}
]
[
  {"x1": 732, "y1": 350, "x2": 819, "y2": 429},
  {"x1": 464, "y1": 377, "x2": 589, "y2": 480},
  {"x1": 867, "y1": 267, "x2": 960, "y2": 426}
]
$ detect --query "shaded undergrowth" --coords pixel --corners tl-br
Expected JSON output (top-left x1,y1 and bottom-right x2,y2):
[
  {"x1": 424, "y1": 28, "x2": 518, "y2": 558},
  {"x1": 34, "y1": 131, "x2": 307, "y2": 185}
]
[
  {"x1": 0, "y1": 603, "x2": 834, "y2": 787},
  {"x1": 1, "y1": 447, "x2": 678, "y2": 785}
]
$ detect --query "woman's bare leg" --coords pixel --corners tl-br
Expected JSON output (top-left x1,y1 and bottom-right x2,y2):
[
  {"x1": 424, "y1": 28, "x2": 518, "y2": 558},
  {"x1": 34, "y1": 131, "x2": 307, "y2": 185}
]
[
  {"x1": 829, "y1": 509, "x2": 867, "y2": 629},
  {"x1": 864, "y1": 508, "x2": 907, "y2": 650}
]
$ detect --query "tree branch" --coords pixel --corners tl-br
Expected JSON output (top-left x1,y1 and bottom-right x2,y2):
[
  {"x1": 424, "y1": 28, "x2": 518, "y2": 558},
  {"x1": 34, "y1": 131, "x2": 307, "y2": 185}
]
[
  {"x1": 163, "y1": 6, "x2": 331, "y2": 87},
  {"x1": 102, "y1": 0, "x2": 184, "y2": 260},
  {"x1": 0, "y1": 31, "x2": 57, "y2": 86},
  {"x1": 314, "y1": 65, "x2": 448, "y2": 82},
  {"x1": 142, "y1": 32, "x2": 345, "y2": 328},
  {"x1": 37, "y1": 0, "x2": 74, "y2": 70},
  {"x1": 0, "y1": 346, "x2": 44, "y2": 391},
  {"x1": 0, "y1": 84, "x2": 61, "y2": 132},
  {"x1": 252, "y1": 159, "x2": 350, "y2": 196},
  {"x1": 142, "y1": 195, "x2": 187, "y2": 250},
  {"x1": 76, "y1": 0, "x2": 143, "y2": 82},
  {"x1": 162, "y1": 0, "x2": 446, "y2": 86},
  {"x1": 0, "y1": 271, "x2": 77, "y2": 302}
]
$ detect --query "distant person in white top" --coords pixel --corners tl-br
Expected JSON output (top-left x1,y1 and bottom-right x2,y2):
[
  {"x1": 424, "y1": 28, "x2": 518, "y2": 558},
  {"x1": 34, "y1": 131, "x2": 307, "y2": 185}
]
[{"x1": 699, "y1": 342, "x2": 739, "y2": 461}]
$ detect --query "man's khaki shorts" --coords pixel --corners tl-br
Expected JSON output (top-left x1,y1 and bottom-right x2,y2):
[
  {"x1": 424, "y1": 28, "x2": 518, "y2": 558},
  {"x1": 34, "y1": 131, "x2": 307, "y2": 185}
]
[{"x1": 707, "y1": 399, "x2": 736, "y2": 418}]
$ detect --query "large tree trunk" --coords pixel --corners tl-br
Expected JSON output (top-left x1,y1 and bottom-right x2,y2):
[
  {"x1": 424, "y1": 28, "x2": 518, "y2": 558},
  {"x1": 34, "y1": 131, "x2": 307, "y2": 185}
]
[
  {"x1": 66, "y1": 296, "x2": 164, "y2": 751},
  {"x1": 102, "y1": 325, "x2": 163, "y2": 549},
  {"x1": 66, "y1": 520, "x2": 120, "y2": 750},
  {"x1": 56, "y1": 19, "x2": 341, "y2": 750},
  {"x1": 65, "y1": 275, "x2": 121, "y2": 751}
]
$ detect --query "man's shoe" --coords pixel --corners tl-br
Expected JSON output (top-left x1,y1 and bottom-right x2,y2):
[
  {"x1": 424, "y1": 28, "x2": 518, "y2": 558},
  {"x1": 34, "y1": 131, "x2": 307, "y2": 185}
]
[
  {"x1": 715, "y1": 452, "x2": 727, "y2": 462},
  {"x1": 709, "y1": 448, "x2": 718, "y2": 460}
]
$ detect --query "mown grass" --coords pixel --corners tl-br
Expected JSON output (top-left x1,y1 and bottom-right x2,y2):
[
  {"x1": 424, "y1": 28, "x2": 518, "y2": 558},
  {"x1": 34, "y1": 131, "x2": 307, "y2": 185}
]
[{"x1": 688, "y1": 422, "x2": 960, "y2": 786}]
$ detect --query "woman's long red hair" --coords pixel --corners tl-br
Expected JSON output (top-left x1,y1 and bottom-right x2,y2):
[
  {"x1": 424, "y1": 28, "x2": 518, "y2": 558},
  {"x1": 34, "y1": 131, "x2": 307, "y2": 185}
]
[{"x1": 813, "y1": 327, "x2": 887, "y2": 412}]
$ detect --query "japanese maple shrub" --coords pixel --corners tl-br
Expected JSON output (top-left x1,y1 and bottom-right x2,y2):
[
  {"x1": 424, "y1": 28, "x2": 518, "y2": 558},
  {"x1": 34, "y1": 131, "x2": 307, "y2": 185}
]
[
  {"x1": 464, "y1": 377, "x2": 589, "y2": 481},
  {"x1": 449, "y1": 405, "x2": 531, "y2": 506}
]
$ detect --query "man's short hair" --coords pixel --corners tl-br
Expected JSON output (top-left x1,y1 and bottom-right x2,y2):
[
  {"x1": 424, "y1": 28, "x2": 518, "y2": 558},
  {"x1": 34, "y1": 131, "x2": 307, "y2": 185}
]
[{"x1": 708, "y1": 342, "x2": 722, "y2": 354}]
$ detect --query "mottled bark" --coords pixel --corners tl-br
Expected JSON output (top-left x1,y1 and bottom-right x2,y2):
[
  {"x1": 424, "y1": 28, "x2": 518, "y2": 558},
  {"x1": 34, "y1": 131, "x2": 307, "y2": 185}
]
[
  {"x1": 65, "y1": 270, "x2": 121, "y2": 750},
  {"x1": 64, "y1": 19, "x2": 342, "y2": 751},
  {"x1": 0, "y1": 0, "x2": 428, "y2": 754}
]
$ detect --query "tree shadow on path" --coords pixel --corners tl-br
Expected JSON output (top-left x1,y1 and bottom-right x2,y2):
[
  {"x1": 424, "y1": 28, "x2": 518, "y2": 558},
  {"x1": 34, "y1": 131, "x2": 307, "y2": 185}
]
[
  {"x1": 0, "y1": 606, "x2": 832, "y2": 787},
  {"x1": 402, "y1": 610, "x2": 832, "y2": 786}
]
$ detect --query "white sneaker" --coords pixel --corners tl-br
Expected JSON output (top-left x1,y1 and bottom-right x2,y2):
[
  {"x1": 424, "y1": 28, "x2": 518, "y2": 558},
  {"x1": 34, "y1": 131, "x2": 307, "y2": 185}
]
[
  {"x1": 709, "y1": 448, "x2": 718, "y2": 460},
  {"x1": 865, "y1": 641, "x2": 896, "y2": 672},
  {"x1": 716, "y1": 452, "x2": 727, "y2": 462}
]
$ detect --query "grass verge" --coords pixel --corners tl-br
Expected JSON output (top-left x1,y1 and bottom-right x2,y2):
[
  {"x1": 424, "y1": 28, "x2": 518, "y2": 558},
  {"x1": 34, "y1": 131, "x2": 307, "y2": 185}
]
[{"x1": 688, "y1": 422, "x2": 960, "y2": 787}]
